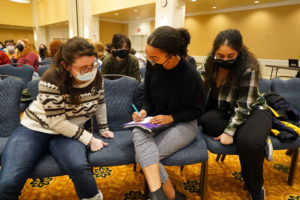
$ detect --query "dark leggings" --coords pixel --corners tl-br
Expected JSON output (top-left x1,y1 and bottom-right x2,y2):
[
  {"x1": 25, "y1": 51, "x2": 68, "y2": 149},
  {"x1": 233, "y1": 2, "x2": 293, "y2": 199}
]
[{"x1": 200, "y1": 109, "x2": 272, "y2": 193}]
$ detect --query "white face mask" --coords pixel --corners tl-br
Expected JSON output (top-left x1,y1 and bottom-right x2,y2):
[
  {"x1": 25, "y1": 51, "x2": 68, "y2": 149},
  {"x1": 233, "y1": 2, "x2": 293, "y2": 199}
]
[
  {"x1": 75, "y1": 68, "x2": 97, "y2": 82},
  {"x1": 7, "y1": 46, "x2": 15, "y2": 52}
]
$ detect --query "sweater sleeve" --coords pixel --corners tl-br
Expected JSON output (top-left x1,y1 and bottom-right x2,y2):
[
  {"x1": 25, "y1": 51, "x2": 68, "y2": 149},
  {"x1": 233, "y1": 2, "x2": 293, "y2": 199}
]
[
  {"x1": 101, "y1": 56, "x2": 111, "y2": 75},
  {"x1": 24, "y1": 52, "x2": 37, "y2": 67},
  {"x1": 95, "y1": 78, "x2": 110, "y2": 133},
  {"x1": 171, "y1": 76, "x2": 206, "y2": 123},
  {"x1": 223, "y1": 69, "x2": 260, "y2": 136},
  {"x1": 38, "y1": 80, "x2": 92, "y2": 145}
]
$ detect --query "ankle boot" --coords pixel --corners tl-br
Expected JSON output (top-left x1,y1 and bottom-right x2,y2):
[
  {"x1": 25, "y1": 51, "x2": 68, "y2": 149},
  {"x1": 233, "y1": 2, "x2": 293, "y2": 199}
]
[
  {"x1": 150, "y1": 186, "x2": 168, "y2": 200},
  {"x1": 175, "y1": 188, "x2": 187, "y2": 200},
  {"x1": 81, "y1": 190, "x2": 103, "y2": 200}
]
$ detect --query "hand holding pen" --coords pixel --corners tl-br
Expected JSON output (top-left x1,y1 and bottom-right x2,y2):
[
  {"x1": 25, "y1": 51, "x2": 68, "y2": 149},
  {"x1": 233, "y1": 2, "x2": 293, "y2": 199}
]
[{"x1": 131, "y1": 104, "x2": 147, "y2": 122}]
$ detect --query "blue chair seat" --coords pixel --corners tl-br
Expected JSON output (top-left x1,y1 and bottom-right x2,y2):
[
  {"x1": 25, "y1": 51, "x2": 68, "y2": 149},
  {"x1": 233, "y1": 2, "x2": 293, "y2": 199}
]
[
  {"x1": 271, "y1": 135, "x2": 300, "y2": 150},
  {"x1": 89, "y1": 131, "x2": 135, "y2": 167},
  {"x1": 162, "y1": 132, "x2": 208, "y2": 166},
  {"x1": 201, "y1": 132, "x2": 237, "y2": 155}
]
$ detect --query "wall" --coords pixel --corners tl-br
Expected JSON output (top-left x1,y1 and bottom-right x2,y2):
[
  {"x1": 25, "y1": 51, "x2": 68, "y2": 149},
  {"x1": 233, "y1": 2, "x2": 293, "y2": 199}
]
[
  {"x1": 0, "y1": 0, "x2": 33, "y2": 27},
  {"x1": 0, "y1": 27, "x2": 34, "y2": 45},
  {"x1": 46, "y1": 27, "x2": 69, "y2": 46},
  {"x1": 91, "y1": 0, "x2": 155, "y2": 15},
  {"x1": 36, "y1": 0, "x2": 68, "y2": 26},
  {"x1": 185, "y1": 4, "x2": 300, "y2": 60},
  {"x1": 99, "y1": 20, "x2": 128, "y2": 44}
]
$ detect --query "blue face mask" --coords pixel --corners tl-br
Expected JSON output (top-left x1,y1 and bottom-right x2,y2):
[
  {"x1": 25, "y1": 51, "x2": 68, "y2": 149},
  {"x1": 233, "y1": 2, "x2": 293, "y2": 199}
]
[{"x1": 75, "y1": 68, "x2": 97, "y2": 82}]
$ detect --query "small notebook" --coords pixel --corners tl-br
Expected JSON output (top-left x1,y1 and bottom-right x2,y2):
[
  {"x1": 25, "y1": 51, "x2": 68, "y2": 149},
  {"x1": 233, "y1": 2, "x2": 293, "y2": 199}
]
[{"x1": 122, "y1": 117, "x2": 174, "y2": 133}]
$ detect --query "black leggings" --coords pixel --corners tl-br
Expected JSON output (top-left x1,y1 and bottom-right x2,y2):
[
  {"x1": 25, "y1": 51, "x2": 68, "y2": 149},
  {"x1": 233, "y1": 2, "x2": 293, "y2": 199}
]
[{"x1": 200, "y1": 109, "x2": 272, "y2": 193}]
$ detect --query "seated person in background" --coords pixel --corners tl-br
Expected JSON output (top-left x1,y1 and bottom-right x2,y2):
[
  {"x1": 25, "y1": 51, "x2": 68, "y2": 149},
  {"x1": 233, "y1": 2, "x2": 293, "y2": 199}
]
[
  {"x1": 103, "y1": 43, "x2": 113, "y2": 59},
  {"x1": 101, "y1": 34, "x2": 141, "y2": 82},
  {"x1": 131, "y1": 26, "x2": 205, "y2": 200},
  {"x1": 13, "y1": 39, "x2": 39, "y2": 71},
  {"x1": 93, "y1": 42, "x2": 105, "y2": 71},
  {"x1": 0, "y1": 41, "x2": 4, "y2": 51},
  {"x1": 200, "y1": 29, "x2": 272, "y2": 200},
  {"x1": 4, "y1": 39, "x2": 17, "y2": 60},
  {"x1": 0, "y1": 50, "x2": 10, "y2": 65},
  {"x1": 47, "y1": 40, "x2": 64, "y2": 63},
  {"x1": 176, "y1": 28, "x2": 197, "y2": 69},
  {"x1": 130, "y1": 48, "x2": 147, "y2": 68},
  {"x1": 0, "y1": 37, "x2": 114, "y2": 200},
  {"x1": 38, "y1": 43, "x2": 50, "y2": 62}
]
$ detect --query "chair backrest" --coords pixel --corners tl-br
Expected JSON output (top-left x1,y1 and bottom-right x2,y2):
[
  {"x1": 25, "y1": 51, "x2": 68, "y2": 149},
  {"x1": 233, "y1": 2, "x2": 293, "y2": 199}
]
[
  {"x1": 27, "y1": 79, "x2": 40, "y2": 101},
  {"x1": 40, "y1": 58, "x2": 53, "y2": 66},
  {"x1": 37, "y1": 65, "x2": 51, "y2": 77},
  {"x1": 104, "y1": 76, "x2": 139, "y2": 131},
  {"x1": 0, "y1": 75, "x2": 24, "y2": 137},
  {"x1": 258, "y1": 78, "x2": 271, "y2": 93},
  {"x1": 271, "y1": 78, "x2": 300, "y2": 112},
  {"x1": 0, "y1": 64, "x2": 34, "y2": 88}
]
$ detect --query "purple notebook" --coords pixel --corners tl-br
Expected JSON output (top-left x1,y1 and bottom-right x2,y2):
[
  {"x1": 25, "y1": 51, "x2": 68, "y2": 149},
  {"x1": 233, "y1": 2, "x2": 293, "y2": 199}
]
[{"x1": 122, "y1": 117, "x2": 174, "y2": 133}]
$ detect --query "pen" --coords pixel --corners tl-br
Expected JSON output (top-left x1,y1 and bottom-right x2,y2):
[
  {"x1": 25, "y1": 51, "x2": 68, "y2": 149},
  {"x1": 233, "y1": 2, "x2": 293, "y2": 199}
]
[{"x1": 132, "y1": 103, "x2": 140, "y2": 115}]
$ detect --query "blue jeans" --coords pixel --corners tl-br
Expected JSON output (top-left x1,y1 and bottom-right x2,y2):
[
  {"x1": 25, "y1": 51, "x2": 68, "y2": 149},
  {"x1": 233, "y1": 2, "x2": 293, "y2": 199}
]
[{"x1": 0, "y1": 125, "x2": 98, "y2": 200}]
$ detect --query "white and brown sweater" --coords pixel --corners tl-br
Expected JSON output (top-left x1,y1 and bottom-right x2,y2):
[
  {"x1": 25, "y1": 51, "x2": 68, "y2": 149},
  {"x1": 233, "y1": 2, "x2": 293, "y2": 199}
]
[{"x1": 21, "y1": 68, "x2": 109, "y2": 145}]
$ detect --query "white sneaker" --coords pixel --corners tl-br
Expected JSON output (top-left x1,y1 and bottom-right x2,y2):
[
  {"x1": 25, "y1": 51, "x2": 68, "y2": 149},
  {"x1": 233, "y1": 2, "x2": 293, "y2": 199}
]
[{"x1": 81, "y1": 190, "x2": 103, "y2": 200}]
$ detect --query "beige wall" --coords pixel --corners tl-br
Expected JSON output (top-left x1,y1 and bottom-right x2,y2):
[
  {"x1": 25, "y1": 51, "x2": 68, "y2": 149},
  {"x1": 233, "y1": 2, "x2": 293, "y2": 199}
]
[
  {"x1": 99, "y1": 21, "x2": 128, "y2": 45},
  {"x1": 0, "y1": 0, "x2": 32, "y2": 27},
  {"x1": 36, "y1": 0, "x2": 68, "y2": 26},
  {"x1": 150, "y1": 20, "x2": 155, "y2": 34},
  {"x1": 0, "y1": 28, "x2": 34, "y2": 45},
  {"x1": 91, "y1": 0, "x2": 155, "y2": 15},
  {"x1": 185, "y1": 4, "x2": 300, "y2": 60}
]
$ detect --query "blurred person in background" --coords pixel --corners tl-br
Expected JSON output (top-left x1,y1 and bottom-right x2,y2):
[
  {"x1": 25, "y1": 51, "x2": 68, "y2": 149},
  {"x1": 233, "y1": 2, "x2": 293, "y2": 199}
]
[
  {"x1": 0, "y1": 50, "x2": 10, "y2": 65},
  {"x1": 39, "y1": 44, "x2": 50, "y2": 61},
  {"x1": 130, "y1": 48, "x2": 147, "y2": 68},
  {"x1": 102, "y1": 34, "x2": 141, "y2": 82},
  {"x1": 4, "y1": 40, "x2": 17, "y2": 60},
  {"x1": 13, "y1": 39, "x2": 39, "y2": 72},
  {"x1": 0, "y1": 42, "x2": 5, "y2": 51},
  {"x1": 93, "y1": 42, "x2": 105, "y2": 71}
]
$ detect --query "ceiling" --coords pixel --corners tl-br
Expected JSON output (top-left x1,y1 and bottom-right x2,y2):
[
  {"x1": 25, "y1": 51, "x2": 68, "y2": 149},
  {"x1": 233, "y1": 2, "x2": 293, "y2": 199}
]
[{"x1": 97, "y1": 0, "x2": 296, "y2": 22}]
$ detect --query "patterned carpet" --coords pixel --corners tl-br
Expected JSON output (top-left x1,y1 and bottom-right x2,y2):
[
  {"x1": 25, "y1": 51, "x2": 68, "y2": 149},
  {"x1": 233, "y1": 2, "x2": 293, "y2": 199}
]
[{"x1": 18, "y1": 150, "x2": 299, "y2": 200}]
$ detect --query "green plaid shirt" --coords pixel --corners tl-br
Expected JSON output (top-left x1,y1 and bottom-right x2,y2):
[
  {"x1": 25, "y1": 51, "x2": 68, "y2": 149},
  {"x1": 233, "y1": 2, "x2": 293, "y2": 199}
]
[{"x1": 206, "y1": 67, "x2": 269, "y2": 136}]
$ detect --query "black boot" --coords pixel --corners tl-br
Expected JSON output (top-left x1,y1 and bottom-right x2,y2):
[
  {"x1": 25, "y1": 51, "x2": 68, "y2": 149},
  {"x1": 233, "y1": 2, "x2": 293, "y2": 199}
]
[
  {"x1": 150, "y1": 186, "x2": 168, "y2": 200},
  {"x1": 175, "y1": 188, "x2": 187, "y2": 200}
]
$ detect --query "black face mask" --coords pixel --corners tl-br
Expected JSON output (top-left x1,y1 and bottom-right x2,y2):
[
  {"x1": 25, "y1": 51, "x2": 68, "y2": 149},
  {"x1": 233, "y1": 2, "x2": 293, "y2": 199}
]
[
  {"x1": 16, "y1": 43, "x2": 24, "y2": 52},
  {"x1": 113, "y1": 49, "x2": 129, "y2": 59},
  {"x1": 215, "y1": 56, "x2": 238, "y2": 69},
  {"x1": 39, "y1": 48, "x2": 45, "y2": 58}
]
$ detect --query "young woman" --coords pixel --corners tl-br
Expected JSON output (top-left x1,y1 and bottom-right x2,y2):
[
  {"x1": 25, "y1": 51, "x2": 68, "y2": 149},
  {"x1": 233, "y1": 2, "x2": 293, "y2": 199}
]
[
  {"x1": 0, "y1": 37, "x2": 114, "y2": 200},
  {"x1": 200, "y1": 29, "x2": 272, "y2": 200},
  {"x1": 14, "y1": 39, "x2": 40, "y2": 71},
  {"x1": 131, "y1": 26, "x2": 205, "y2": 200},
  {"x1": 101, "y1": 33, "x2": 141, "y2": 82}
]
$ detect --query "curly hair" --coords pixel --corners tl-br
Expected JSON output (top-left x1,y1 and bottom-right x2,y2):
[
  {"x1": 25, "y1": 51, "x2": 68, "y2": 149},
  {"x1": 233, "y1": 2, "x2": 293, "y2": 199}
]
[
  {"x1": 50, "y1": 40, "x2": 63, "y2": 57},
  {"x1": 17, "y1": 39, "x2": 37, "y2": 58}
]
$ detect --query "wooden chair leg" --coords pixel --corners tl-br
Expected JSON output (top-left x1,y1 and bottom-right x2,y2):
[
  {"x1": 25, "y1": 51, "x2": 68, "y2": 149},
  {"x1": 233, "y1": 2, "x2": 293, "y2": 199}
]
[
  {"x1": 180, "y1": 165, "x2": 184, "y2": 172},
  {"x1": 216, "y1": 154, "x2": 221, "y2": 162},
  {"x1": 144, "y1": 177, "x2": 150, "y2": 200},
  {"x1": 133, "y1": 162, "x2": 137, "y2": 172},
  {"x1": 199, "y1": 161, "x2": 208, "y2": 200},
  {"x1": 220, "y1": 154, "x2": 227, "y2": 162},
  {"x1": 288, "y1": 148, "x2": 299, "y2": 186}
]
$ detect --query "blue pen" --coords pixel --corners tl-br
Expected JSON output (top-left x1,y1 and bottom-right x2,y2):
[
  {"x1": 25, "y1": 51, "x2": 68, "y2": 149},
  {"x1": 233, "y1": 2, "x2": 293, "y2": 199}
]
[{"x1": 132, "y1": 103, "x2": 140, "y2": 115}]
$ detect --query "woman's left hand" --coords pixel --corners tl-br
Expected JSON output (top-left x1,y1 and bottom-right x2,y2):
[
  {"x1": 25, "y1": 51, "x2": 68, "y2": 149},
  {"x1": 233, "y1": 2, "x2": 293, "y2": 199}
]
[
  {"x1": 101, "y1": 131, "x2": 114, "y2": 138},
  {"x1": 150, "y1": 115, "x2": 174, "y2": 125},
  {"x1": 214, "y1": 133, "x2": 234, "y2": 145}
]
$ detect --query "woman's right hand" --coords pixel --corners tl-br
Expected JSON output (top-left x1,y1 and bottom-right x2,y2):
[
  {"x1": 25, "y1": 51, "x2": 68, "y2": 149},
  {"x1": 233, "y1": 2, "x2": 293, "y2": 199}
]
[
  {"x1": 132, "y1": 109, "x2": 147, "y2": 122},
  {"x1": 89, "y1": 136, "x2": 108, "y2": 152}
]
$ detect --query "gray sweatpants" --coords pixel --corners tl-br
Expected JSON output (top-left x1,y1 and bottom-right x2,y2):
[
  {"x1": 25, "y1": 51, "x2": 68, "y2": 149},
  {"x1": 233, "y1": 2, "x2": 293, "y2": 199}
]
[{"x1": 132, "y1": 120, "x2": 197, "y2": 183}]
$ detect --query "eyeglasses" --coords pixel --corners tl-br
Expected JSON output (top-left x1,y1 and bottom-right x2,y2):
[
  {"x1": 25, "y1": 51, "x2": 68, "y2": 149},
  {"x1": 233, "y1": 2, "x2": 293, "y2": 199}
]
[
  {"x1": 72, "y1": 60, "x2": 99, "y2": 74},
  {"x1": 214, "y1": 55, "x2": 238, "y2": 64},
  {"x1": 147, "y1": 56, "x2": 170, "y2": 66}
]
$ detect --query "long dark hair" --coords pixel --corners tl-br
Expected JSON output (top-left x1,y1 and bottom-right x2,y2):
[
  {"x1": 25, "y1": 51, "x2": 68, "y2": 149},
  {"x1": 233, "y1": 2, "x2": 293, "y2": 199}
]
[
  {"x1": 147, "y1": 26, "x2": 189, "y2": 57},
  {"x1": 53, "y1": 37, "x2": 97, "y2": 103},
  {"x1": 112, "y1": 33, "x2": 131, "y2": 49},
  {"x1": 204, "y1": 29, "x2": 260, "y2": 89}
]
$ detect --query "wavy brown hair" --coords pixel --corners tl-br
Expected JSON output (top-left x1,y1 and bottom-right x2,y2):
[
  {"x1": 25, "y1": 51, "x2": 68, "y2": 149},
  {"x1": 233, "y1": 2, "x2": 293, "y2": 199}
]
[
  {"x1": 50, "y1": 40, "x2": 63, "y2": 57},
  {"x1": 53, "y1": 37, "x2": 97, "y2": 104}
]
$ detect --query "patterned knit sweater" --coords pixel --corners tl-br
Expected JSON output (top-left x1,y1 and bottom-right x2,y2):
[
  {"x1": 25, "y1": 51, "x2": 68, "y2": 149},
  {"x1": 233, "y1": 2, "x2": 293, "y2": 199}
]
[{"x1": 21, "y1": 68, "x2": 109, "y2": 145}]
